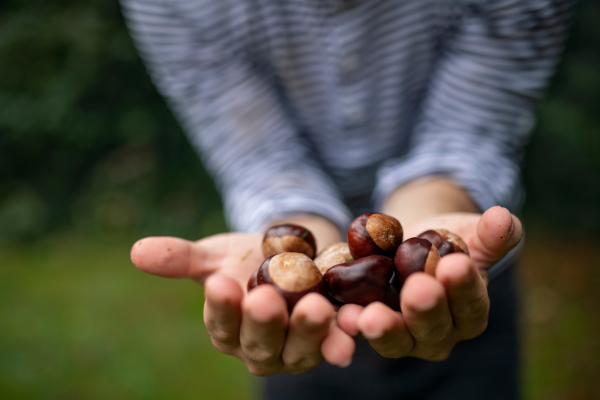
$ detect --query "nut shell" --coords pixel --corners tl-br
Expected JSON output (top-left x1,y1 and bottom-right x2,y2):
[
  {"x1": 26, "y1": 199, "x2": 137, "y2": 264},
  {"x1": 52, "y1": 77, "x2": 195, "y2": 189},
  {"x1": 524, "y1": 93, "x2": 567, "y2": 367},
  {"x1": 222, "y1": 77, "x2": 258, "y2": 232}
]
[
  {"x1": 247, "y1": 269, "x2": 259, "y2": 292},
  {"x1": 393, "y1": 237, "x2": 441, "y2": 285},
  {"x1": 347, "y1": 213, "x2": 403, "y2": 259},
  {"x1": 263, "y1": 224, "x2": 317, "y2": 259},
  {"x1": 324, "y1": 255, "x2": 394, "y2": 306},
  {"x1": 418, "y1": 229, "x2": 469, "y2": 257},
  {"x1": 257, "y1": 253, "x2": 324, "y2": 312},
  {"x1": 382, "y1": 281, "x2": 401, "y2": 312},
  {"x1": 314, "y1": 242, "x2": 352, "y2": 275}
]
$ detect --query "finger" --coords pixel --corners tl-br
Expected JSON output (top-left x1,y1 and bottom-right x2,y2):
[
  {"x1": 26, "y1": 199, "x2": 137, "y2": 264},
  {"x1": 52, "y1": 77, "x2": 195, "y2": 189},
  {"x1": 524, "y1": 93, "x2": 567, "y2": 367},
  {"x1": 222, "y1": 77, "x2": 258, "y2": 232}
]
[
  {"x1": 472, "y1": 206, "x2": 523, "y2": 266},
  {"x1": 281, "y1": 293, "x2": 334, "y2": 373},
  {"x1": 337, "y1": 303, "x2": 364, "y2": 337},
  {"x1": 436, "y1": 254, "x2": 489, "y2": 339},
  {"x1": 130, "y1": 236, "x2": 214, "y2": 280},
  {"x1": 321, "y1": 324, "x2": 355, "y2": 368},
  {"x1": 401, "y1": 273, "x2": 454, "y2": 360},
  {"x1": 357, "y1": 302, "x2": 414, "y2": 358},
  {"x1": 203, "y1": 275, "x2": 244, "y2": 354},
  {"x1": 240, "y1": 285, "x2": 288, "y2": 372}
]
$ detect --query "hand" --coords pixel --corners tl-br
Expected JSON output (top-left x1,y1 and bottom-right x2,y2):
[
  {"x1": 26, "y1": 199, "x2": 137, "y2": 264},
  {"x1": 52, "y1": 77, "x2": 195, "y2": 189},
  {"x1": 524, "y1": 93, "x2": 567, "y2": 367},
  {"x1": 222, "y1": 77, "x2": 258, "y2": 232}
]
[
  {"x1": 130, "y1": 232, "x2": 355, "y2": 375},
  {"x1": 337, "y1": 206, "x2": 522, "y2": 361}
]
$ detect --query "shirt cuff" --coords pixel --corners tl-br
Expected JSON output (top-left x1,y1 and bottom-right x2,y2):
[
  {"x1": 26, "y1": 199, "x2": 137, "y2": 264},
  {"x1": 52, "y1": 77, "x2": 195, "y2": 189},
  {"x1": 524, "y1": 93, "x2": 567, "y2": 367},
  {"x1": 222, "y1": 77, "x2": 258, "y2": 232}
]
[
  {"x1": 373, "y1": 137, "x2": 524, "y2": 213},
  {"x1": 224, "y1": 188, "x2": 353, "y2": 234}
]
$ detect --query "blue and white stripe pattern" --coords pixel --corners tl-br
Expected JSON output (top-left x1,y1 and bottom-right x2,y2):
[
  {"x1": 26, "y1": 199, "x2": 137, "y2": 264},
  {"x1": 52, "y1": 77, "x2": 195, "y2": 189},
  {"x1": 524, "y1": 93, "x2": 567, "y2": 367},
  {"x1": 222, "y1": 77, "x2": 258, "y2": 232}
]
[{"x1": 121, "y1": 0, "x2": 572, "y2": 233}]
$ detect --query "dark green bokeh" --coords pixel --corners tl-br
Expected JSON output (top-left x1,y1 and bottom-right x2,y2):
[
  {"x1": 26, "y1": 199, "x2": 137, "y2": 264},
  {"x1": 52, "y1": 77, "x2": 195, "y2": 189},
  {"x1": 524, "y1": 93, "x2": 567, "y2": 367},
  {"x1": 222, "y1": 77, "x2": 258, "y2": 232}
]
[{"x1": 1, "y1": 1, "x2": 599, "y2": 399}]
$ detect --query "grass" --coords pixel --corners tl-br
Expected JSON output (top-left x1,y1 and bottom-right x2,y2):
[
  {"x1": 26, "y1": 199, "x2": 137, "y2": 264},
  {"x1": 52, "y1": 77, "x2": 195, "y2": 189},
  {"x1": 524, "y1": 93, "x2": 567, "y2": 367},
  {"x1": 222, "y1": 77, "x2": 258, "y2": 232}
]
[
  {"x1": 0, "y1": 226, "x2": 599, "y2": 399},
  {"x1": 0, "y1": 232, "x2": 254, "y2": 400}
]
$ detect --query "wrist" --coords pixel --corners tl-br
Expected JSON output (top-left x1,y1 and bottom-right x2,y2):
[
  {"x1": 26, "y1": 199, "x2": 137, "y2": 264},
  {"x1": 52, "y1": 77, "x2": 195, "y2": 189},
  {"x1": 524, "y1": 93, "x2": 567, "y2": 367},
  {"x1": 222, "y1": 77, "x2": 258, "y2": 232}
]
[{"x1": 382, "y1": 177, "x2": 479, "y2": 226}]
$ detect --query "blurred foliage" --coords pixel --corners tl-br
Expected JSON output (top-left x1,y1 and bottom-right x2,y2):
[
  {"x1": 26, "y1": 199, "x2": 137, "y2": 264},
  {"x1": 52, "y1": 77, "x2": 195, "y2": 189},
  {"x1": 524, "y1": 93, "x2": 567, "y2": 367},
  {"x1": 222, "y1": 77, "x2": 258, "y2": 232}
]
[
  {"x1": 523, "y1": 0, "x2": 600, "y2": 229},
  {"x1": 0, "y1": 0, "x2": 598, "y2": 243},
  {"x1": 0, "y1": 233, "x2": 255, "y2": 400},
  {"x1": 0, "y1": 1, "x2": 599, "y2": 400},
  {"x1": 0, "y1": 0, "x2": 226, "y2": 243}
]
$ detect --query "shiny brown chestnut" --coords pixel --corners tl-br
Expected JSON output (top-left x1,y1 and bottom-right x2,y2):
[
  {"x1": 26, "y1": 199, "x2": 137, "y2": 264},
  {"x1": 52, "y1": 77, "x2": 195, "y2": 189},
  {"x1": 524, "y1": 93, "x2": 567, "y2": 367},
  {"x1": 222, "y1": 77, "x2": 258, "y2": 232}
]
[
  {"x1": 257, "y1": 252, "x2": 325, "y2": 312},
  {"x1": 418, "y1": 229, "x2": 469, "y2": 257},
  {"x1": 382, "y1": 281, "x2": 401, "y2": 312},
  {"x1": 247, "y1": 269, "x2": 259, "y2": 292},
  {"x1": 347, "y1": 213, "x2": 403, "y2": 259},
  {"x1": 263, "y1": 224, "x2": 317, "y2": 259},
  {"x1": 393, "y1": 237, "x2": 440, "y2": 285},
  {"x1": 314, "y1": 242, "x2": 352, "y2": 275},
  {"x1": 324, "y1": 255, "x2": 394, "y2": 306}
]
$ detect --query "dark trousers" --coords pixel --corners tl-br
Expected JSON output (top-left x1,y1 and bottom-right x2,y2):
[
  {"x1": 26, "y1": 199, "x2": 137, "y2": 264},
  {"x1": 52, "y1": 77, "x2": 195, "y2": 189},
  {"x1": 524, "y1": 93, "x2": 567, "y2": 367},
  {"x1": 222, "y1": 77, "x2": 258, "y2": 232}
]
[{"x1": 262, "y1": 266, "x2": 520, "y2": 400}]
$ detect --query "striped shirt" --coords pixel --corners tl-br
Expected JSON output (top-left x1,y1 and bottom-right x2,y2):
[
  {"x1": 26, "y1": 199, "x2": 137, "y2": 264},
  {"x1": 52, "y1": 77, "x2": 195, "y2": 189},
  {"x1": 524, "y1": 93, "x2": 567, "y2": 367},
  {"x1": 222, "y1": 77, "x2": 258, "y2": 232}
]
[{"x1": 121, "y1": 0, "x2": 572, "y2": 233}]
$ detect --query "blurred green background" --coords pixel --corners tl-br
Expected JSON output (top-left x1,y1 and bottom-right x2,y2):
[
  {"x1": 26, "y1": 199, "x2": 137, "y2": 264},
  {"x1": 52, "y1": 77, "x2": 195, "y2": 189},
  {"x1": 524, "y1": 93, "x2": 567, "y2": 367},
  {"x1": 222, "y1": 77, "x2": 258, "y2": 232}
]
[{"x1": 1, "y1": 0, "x2": 599, "y2": 399}]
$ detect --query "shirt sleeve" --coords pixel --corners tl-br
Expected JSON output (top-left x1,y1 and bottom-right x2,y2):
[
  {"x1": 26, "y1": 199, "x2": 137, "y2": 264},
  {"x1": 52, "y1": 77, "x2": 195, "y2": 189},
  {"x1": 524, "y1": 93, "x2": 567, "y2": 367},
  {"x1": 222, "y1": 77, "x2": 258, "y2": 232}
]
[
  {"x1": 120, "y1": 0, "x2": 353, "y2": 233},
  {"x1": 374, "y1": 0, "x2": 573, "y2": 212}
]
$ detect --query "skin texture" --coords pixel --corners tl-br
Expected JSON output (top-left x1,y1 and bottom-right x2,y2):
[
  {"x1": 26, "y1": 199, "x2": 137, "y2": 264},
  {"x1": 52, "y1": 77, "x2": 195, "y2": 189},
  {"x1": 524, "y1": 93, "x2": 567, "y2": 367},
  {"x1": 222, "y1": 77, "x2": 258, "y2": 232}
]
[
  {"x1": 337, "y1": 178, "x2": 523, "y2": 361},
  {"x1": 130, "y1": 177, "x2": 523, "y2": 373}
]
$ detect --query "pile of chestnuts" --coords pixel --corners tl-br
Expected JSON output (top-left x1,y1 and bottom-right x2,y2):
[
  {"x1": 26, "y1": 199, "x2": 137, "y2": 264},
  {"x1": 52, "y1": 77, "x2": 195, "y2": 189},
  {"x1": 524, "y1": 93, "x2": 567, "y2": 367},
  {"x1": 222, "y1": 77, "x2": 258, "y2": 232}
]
[{"x1": 247, "y1": 213, "x2": 469, "y2": 312}]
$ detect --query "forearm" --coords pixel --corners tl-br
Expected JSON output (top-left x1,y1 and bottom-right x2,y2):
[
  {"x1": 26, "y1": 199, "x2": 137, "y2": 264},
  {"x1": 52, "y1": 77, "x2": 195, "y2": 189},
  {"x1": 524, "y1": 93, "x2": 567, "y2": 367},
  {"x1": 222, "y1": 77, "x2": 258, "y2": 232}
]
[
  {"x1": 271, "y1": 177, "x2": 478, "y2": 250},
  {"x1": 381, "y1": 177, "x2": 479, "y2": 227}
]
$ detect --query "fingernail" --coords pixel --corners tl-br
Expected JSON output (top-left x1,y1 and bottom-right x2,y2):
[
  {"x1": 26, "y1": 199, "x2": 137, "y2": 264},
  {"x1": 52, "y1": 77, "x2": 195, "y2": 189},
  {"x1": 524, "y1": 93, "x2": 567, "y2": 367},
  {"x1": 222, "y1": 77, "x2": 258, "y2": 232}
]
[
  {"x1": 363, "y1": 327, "x2": 384, "y2": 340},
  {"x1": 299, "y1": 316, "x2": 321, "y2": 329},
  {"x1": 411, "y1": 296, "x2": 438, "y2": 313},
  {"x1": 338, "y1": 358, "x2": 352, "y2": 368}
]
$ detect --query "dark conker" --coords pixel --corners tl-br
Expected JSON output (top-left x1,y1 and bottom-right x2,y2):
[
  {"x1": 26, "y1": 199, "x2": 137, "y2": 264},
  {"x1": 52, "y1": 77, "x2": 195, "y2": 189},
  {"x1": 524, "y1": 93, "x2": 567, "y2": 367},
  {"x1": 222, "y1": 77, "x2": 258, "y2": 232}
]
[
  {"x1": 314, "y1": 242, "x2": 352, "y2": 275},
  {"x1": 247, "y1": 269, "x2": 259, "y2": 292},
  {"x1": 417, "y1": 229, "x2": 469, "y2": 257},
  {"x1": 263, "y1": 224, "x2": 317, "y2": 259},
  {"x1": 382, "y1": 281, "x2": 401, "y2": 312},
  {"x1": 257, "y1": 252, "x2": 325, "y2": 312},
  {"x1": 324, "y1": 255, "x2": 394, "y2": 306},
  {"x1": 347, "y1": 213, "x2": 403, "y2": 259},
  {"x1": 393, "y1": 237, "x2": 440, "y2": 285}
]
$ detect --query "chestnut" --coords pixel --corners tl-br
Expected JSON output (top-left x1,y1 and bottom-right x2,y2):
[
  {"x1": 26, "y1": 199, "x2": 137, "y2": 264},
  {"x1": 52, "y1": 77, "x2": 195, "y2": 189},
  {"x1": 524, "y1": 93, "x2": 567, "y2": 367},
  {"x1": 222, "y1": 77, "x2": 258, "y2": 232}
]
[
  {"x1": 393, "y1": 237, "x2": 440, "y2": 285},
  {"x1": 324, "y1": 255, "x2": 394, "y2": 306},
  {"x1": 314, "y1": 242, "x2": 352, "y2": 275},
  {"x1": 417, "y1": 229, "x2": 469, "y2": 257},
  {"x1": 257, "y1": 252, "x2": 325, "y2": 312},
  {"x1": 382, "y1": 280, "x2": 401, "y2": 312},
  {"x1": 347, "y1": 213, "x2": 403, "y2": 259},
  {"x1": 263, "y1": 224, "x2": 317, "y2": 259},
  {"x1": 247, "y1": 269, "x2": 259, "y2": 292}
]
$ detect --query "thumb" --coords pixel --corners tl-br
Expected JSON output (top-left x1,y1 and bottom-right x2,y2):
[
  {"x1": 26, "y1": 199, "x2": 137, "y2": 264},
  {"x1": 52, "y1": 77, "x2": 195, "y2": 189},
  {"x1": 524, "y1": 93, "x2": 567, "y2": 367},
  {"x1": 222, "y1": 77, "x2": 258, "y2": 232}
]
[
  {"x1": 472, "y1": 206, "x2": 523, "y2": 268},
  {"x1": 130, "y1": 236, "x2": 214, "y2": 280}
]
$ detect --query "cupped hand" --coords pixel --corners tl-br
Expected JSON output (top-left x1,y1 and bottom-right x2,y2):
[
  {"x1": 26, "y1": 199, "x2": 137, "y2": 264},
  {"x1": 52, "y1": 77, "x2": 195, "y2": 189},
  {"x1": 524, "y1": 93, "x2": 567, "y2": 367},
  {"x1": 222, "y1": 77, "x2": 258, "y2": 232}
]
[
  {"x1": 130, "y1": 233, "x2": 355, "y2": 375},
  {"x1": 337, "y1": 206, "x2": 523, "y2": 361}
]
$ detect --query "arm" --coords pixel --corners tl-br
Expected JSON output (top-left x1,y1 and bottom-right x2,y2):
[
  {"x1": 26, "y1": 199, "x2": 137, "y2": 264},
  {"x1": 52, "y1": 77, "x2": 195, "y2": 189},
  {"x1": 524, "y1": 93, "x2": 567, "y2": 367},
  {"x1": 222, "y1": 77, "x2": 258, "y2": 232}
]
[
  {"x1": 121, "y1": 0, "x2": 353, "y2": 233},
  {"x1": 339, "y1": 178, "x2": 523, "y2": 360},
  {"x1": 121, "y1": 0, "x2": 354, "y2": 374},
  {"x1": 340, "y1": 0, "x2": 572, "y2": 359}
]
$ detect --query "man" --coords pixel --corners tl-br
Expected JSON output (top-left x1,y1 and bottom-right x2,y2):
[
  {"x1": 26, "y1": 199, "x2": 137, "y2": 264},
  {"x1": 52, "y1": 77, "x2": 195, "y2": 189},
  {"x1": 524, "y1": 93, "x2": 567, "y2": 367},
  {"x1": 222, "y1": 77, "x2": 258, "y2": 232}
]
[{"x1": 122, "y1": 0, "x2": 571, "y2": 398}]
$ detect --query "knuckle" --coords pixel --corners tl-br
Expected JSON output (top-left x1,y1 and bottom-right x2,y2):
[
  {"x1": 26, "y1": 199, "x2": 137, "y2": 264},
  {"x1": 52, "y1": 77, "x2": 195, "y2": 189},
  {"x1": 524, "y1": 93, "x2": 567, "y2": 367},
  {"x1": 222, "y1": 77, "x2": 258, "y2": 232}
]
[
  {"x1": 378, "y1": 348, "x2": 407, "y2": 359},
  {"x1": 429, "y1": 349, "x2": 452, "y2": 361},
  {"x1": 416, "y1": 324, "x2": 453, "y2": 344},
  {"x1": 284, "y1": 355, "x2": 322, "y2": 374},
  {"x1": 211, "y1": 336, "x2": 236, "y2": 354},
  {"x1": 246, "y1": 364, "x2": 272, "y2": 377},
  {"x1": 244, "y1": 347, "x2": 280, "y2": 365},
  {"x1": 210, "y1": 329, "x2": 238, "y2": 346}
]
